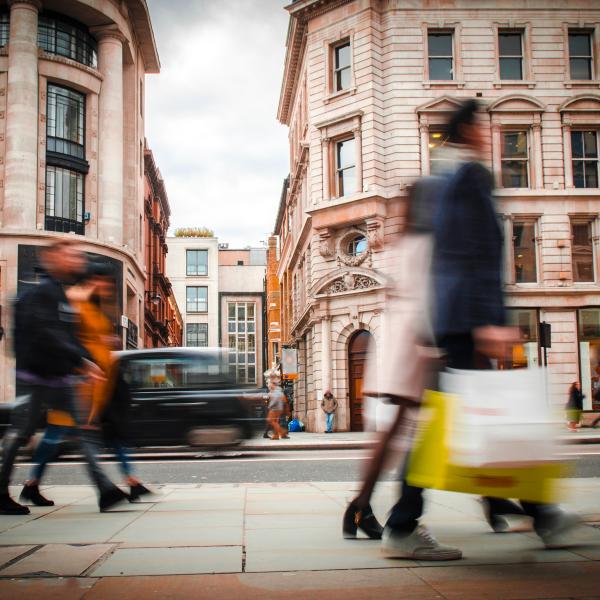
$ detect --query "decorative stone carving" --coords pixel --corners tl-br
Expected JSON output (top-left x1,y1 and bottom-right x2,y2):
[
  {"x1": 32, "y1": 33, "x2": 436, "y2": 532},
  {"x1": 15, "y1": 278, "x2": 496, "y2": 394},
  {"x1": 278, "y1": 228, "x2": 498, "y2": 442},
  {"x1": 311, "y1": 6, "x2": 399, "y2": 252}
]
[
  {"x1": 366, "y1": 218, "x2": 384, "y2": 252},
  {"x1": 325, "y1": 272, "x2": 378, "y2": 295},
  {"x1": 318, "y1": 228, "x2": 335, "y2": 258}
]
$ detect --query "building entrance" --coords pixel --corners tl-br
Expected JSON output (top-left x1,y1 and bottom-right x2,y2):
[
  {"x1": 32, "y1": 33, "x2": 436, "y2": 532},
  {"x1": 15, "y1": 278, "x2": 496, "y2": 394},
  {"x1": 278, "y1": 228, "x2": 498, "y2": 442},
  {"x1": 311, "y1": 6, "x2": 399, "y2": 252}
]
[{"x1": 348, "y1": 330, "x2": 372, "y2": 432}]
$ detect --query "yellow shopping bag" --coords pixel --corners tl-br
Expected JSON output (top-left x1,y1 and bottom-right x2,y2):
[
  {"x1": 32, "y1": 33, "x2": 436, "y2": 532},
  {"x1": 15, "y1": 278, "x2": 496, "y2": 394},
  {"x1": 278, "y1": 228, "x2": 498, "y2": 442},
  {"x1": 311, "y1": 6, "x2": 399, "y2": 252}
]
[{"x1": 406, "y1": 390, "x2": 566, "y2": 504}]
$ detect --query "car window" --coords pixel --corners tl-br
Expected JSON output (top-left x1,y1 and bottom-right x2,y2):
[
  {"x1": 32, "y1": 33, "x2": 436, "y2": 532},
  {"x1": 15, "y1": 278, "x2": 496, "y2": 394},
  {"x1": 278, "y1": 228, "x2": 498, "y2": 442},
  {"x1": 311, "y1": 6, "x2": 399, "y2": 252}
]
[{"x1": 122, "y1": 354, "x2": 233, "y2": 390}]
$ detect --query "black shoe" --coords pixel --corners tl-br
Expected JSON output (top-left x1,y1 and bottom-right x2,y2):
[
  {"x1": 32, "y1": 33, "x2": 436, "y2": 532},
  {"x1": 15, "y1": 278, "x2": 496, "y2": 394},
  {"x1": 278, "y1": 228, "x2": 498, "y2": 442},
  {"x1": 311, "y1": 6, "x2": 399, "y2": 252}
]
[
  {"x1": 482, "y1": 497, "x2": 525, "y2": 533},
  {"x1": 19, "y1": 484, "x2": 54, "y2": 507},
  {"x1": 129, "y1": 483, "x2": 153, "y2": 502},
  {"x1": 262, "y1": 433, "x2": 270, "y2": 439},
  {"x1": 0, "y1": 493, "x2": 30, "y2": 515},
  {"x1": 99, "y1": 486, "x2": 129, "y2": 512},
  {"x1": 343, "y1": 499, "x2": 383, "y2": 539}
]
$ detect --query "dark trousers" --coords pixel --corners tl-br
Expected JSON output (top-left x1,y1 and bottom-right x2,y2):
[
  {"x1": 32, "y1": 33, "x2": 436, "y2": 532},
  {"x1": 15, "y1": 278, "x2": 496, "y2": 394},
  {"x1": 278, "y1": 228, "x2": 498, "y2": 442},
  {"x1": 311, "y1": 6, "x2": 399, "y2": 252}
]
[
  {"x1": 0, "y1": 383, "x2": 115, "y2": 495},
  {"x1": 386, "y1": 333, "x2": 560, "y2": 534}
]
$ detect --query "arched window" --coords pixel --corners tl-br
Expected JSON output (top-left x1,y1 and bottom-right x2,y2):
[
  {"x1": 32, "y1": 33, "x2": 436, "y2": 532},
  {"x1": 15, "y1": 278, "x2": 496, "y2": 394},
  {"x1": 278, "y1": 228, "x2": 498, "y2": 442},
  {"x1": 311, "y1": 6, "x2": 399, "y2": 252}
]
[
  {"x1": 38, "y1": 13, "x2": 97, "y2": 68},
  {"x1": 347, "y1": 235, "x2": 367, "y2": 257}
]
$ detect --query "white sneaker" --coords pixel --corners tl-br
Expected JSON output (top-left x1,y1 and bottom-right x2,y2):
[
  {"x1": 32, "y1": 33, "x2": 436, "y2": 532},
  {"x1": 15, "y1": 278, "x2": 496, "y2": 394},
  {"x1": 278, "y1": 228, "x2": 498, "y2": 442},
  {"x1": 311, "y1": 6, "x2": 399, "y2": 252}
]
[
  {"x1": 381, "y1": 525, "x2": 462, "y2": 561},
  {"x1": 539, "y1": 513, "x2": 582, "y2": 549}
]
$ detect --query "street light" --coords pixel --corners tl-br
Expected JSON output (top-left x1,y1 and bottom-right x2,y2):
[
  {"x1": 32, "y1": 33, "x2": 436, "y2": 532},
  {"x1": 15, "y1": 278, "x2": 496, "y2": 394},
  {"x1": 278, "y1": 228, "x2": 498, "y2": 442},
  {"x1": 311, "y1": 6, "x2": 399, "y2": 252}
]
[{"x1": 145, "y1": 291, "x2": 161, "y2": 306}]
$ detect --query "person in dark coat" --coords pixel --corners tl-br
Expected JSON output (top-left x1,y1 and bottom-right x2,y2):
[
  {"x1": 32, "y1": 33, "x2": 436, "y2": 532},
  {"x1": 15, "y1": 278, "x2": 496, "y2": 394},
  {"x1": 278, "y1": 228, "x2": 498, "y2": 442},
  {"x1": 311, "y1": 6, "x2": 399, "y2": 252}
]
[{"x1": 566, "y1": 381, "x2": 584, "y2": 431}]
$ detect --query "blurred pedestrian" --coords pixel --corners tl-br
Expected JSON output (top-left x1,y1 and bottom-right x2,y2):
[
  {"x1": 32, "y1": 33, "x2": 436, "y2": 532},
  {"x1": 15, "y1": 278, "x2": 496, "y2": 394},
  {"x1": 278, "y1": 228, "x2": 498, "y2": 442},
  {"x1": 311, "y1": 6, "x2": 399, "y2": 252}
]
[
  {"x1": 566, "y1": 381, "x2": 584, "y2": 431},
  {"x1": 21, "y1": 262, "x2": 151, "y2": 503},
  {"x1": 266, "y1": 380, "x2": 287, "y2": 440},
  {"x1": 2, "y1": 240, "x2": 128, "y2": 514},
  {"x1": 321, "y1": 391, "x2": 338, "y2": 433},
  {"x1": 343, "y1": 179, "x2": 441, "y2": 543}
]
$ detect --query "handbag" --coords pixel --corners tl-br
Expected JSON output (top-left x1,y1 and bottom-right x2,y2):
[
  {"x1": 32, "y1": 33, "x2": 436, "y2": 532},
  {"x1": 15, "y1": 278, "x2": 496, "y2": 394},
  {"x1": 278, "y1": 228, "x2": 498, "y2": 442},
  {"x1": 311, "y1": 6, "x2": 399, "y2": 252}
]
[{"x1": 406, "y1": 368, "x2": 567, "y2": 503}]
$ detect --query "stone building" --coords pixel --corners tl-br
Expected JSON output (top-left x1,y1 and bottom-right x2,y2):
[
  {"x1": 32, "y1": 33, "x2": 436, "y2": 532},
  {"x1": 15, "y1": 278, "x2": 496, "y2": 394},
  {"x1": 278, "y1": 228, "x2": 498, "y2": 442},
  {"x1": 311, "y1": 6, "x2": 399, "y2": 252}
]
[
  {"x1": 143, "y1": 141, "x2": 182, "y2": 348},
  {"x1": 166, "y1": 234, "x2": 220, "y2": 350},
  {"x1": 0, "y1": 0, "x2": 159, "y2": 403},
  {"x1": 218, "y1": 246, "x2": 267, "y2": 388},
  {"x1": 275, "y1": 0, "x2": 600, "y2": 431}
]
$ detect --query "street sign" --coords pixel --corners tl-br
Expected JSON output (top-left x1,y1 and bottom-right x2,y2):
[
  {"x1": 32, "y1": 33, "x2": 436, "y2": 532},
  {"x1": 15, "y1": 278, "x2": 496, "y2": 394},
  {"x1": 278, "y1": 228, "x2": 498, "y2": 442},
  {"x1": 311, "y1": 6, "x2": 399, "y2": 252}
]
[{"x1": 281, "y1": 347, "x2": 298, "y2": 380}]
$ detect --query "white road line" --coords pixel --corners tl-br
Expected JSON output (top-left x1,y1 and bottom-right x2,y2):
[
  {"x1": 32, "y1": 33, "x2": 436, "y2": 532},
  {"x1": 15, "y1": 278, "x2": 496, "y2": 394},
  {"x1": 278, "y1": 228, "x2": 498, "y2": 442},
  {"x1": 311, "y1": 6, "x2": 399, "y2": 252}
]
[{"x1": 15, "y1": 455, "x2": 368, "y2": 467}]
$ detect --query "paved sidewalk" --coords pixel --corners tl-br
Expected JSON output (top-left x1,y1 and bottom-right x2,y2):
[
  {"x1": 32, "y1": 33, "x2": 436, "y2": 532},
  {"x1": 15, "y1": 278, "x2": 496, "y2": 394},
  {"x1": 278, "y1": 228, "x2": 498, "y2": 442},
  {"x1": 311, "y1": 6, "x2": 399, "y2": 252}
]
[
  {"x1": 240, "y1": 429, "x2": 600, "y2": 451},
  {"x1": 1, "y1": 479, "x2": 600, "y2": 598}
]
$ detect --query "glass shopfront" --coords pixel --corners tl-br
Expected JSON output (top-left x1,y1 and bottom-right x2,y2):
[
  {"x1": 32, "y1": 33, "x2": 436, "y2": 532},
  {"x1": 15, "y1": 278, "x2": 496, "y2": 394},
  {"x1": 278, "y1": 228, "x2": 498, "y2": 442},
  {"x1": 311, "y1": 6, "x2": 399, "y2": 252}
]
[
  {"x1": 578, "y1": 308, "x2": 600, "y2": 410},
  {"x1": 502, "y1": 308, "x2": 540, "y2": 369}
]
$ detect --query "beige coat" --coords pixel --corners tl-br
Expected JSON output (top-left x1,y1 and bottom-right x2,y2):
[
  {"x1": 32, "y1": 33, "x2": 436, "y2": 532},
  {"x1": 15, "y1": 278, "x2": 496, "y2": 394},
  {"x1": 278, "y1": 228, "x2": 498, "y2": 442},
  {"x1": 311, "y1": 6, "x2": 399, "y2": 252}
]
[{"x1": 363, "y1": 232, "x2": 435, "y2": 403}]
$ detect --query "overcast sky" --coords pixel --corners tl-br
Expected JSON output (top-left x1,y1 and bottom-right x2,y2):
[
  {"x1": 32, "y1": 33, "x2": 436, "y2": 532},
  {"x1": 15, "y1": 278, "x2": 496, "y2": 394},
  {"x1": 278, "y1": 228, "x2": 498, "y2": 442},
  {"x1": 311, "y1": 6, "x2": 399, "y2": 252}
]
[{"x1": 145, "y1": 0, "x2": 290, "y2": 248}]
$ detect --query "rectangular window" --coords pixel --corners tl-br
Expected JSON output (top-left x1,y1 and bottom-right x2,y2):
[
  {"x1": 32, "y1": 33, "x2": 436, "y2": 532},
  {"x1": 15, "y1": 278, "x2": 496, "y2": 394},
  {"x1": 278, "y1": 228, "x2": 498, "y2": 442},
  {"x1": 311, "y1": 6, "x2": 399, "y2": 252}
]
[
  {"x1": 569, "y1": 30, "x2": 593, "y2": 80},
  {"x1": 513, "y1": 221, "x2": 537, "y2": 283},
  {"x1": 45, "y1": 166, "x2": 84, "y2": 234},
  {"x1": 186, "y1": 323, "x2": 208, "y2": 347},
  {"x1": 503, "y1": 309, "x2": 539, "y2": 369},
  {"x1": 227, "y1": 301, "x2": 257, "y2": 384},
  {"x1": 46, "y1": 84, "x2": 85, "y2": 160},
  {"x1": 428, "y1": 31, "x2": 454, "y2": 80},
  {"x1": 333, "y1": 41, "x2": 351, "y2": 92},
  {"x1": 335, "y1": 137, "x2": 356, "y2": 197},
  {"x1": 571, "y1": 131, "x2": 599, "y2": 188},
  {"x1": 186, "y1": 286, "x2": 208, "y2": 313},
  {"x1": 499, "y1": 31, "x2": 523, "y2": 80},
  {"x1": 186, "y1": 249, "x2": 209, "y2": 276},
  {"x1": 572, "y1": 221, "x2": 595, "y2": 283},
  {"x1": 501, "y1": 131, "x2": 529, "y2": 188}
]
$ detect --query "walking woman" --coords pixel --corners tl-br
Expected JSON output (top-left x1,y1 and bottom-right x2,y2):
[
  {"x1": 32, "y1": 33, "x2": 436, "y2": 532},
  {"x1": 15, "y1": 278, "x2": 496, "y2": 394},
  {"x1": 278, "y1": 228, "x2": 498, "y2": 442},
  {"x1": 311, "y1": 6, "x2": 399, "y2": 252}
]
[{"x1": 566, "y1": 381, "x2": 584, "y2": 431}]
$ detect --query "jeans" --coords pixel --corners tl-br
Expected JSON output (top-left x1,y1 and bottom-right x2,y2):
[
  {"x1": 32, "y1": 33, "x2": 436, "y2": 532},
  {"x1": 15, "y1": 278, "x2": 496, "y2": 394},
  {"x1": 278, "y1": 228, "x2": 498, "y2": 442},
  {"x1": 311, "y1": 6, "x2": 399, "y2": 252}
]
[
  {"x1": 325, "y1": 412, "x2": 335, "y2": 432},
  {"x1": 386, "y1": 333, "x2": 561, "y2": 535},
  {"x1": 112, "y1": 442, "x2": 133, "y2": 478},
  {"x1": 29, "y1": 425, "x2": 71, "y2": 482},
  {"x1": 1, "y1": 383, "x2": 115, "y2": 495}
]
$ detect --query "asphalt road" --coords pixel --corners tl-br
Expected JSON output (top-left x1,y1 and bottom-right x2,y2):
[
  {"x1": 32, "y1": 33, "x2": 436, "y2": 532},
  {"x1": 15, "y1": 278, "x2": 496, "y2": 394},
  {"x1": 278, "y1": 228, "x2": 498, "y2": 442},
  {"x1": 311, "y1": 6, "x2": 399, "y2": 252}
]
[{"x1": 9, "y1": 445, "x2": 600, "y2": 485}]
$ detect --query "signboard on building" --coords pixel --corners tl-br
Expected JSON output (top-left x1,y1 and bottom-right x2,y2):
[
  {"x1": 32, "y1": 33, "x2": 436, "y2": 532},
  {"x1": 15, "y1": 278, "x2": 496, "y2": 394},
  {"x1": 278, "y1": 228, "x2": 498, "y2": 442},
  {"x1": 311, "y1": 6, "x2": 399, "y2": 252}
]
[{"x1": 281, "y1": 347, "x2": 298, "y2": 380}]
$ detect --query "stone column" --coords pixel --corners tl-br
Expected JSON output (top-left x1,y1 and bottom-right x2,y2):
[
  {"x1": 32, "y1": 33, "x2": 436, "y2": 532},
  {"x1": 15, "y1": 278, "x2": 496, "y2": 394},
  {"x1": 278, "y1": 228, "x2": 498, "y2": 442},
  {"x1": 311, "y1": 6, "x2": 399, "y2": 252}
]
[
  {"x1": 4, "y1": 0, "x2": 41, "y2": 229},
  {"x1": 321, "y1": 134, "x2": 330, "y2": 201},
  {"x1": 419, "y1": 122, "x2": 429, "y2": 176},
  {"x1": 562, "y1": 119, "x2": 573, "y2": 189},
  {"x1": 532, "y1": 121, "x2": 543, "y2": 189},
  {"x1": 321, "y1": 315, "x2": 331, "y2": 392},
  {"x1": 94, "y1": 26, "x2": 124, "y2": 245},
  {"x1": 353, "y1": 124, "x2": 362, "y2": 194}
]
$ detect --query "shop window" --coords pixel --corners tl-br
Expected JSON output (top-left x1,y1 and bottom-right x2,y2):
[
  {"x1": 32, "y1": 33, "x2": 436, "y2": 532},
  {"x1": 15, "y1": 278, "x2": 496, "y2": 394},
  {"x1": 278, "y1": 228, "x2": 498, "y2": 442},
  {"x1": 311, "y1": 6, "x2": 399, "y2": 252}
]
[
  {"x1": 227, "y1": 301, "x2": 257, "y2": 384},
  {"x1": 571, "y1": 130, "x2": 599, "y2": 188},
  {"x1": 572, "y1": 221, "x2": 595, "y2": 282},
  {"x1": 513, "y1": 220, "x2": 537, "y2": 283},
  {"x1": 502, "y1": 131, "x2": 529, "y2": 188},
  {"x1": 428, "y1": 31, "x2": 454, "y2": 80},
  {"x1": 569, "y1": 30, "x2": 594, "y2": 80},
  {"x1": 502, "y1": 308, "x2": 539, "y2": 369},
  {"x1": 579, "y1": 308, "x2": 600, "y2": 410},
  {"x1": 428, "y1": 129, "x2": 450, "y2": 172},
  {"x1": 499, "y1": 30, "x2": 524, "y2": 80}
]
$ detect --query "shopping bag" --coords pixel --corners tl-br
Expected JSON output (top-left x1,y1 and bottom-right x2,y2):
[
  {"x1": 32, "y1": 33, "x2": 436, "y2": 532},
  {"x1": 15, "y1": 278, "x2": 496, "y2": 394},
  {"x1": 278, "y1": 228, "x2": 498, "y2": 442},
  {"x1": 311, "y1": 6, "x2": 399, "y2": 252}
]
[{"x1": 406, "y1": 369, "x2": 566, "y2": 504}]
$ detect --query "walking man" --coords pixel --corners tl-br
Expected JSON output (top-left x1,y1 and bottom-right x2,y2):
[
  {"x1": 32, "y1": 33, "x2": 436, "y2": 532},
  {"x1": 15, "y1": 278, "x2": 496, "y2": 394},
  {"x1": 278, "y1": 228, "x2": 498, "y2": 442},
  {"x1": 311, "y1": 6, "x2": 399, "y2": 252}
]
[
  {"x1": 321, "y1": 390, "x2": 337, "y2": 433},
  {"x1": 0, "y1": 239, "x2": 128, "y2": 514}
]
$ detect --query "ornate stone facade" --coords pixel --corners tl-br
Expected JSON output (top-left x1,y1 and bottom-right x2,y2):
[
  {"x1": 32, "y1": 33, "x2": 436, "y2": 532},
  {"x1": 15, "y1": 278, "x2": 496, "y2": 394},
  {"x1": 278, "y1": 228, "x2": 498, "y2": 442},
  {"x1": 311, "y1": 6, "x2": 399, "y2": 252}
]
[{"x1": 275, "y1": 0, "x2": 600, "y2": 431}]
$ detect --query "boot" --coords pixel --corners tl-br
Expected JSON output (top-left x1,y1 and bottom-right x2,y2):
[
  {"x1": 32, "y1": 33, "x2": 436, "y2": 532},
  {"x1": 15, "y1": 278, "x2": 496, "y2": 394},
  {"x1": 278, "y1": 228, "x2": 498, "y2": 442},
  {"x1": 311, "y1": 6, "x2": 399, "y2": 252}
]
[
  {"x1": 129, "y1": 483, "x2": 153, "y2": 502},
  {"x1": 99, "y1": 486, "x2": 129, "y2": 512},
  {"x1": 20, "y1": 484, "x2": 54, "y2": 507},
  {"x1": 0, "y1": 493, "x2": 30, "y2": 515},
  {"x1": 343, "y1": 499, "x2": 383, "y2": 539}
]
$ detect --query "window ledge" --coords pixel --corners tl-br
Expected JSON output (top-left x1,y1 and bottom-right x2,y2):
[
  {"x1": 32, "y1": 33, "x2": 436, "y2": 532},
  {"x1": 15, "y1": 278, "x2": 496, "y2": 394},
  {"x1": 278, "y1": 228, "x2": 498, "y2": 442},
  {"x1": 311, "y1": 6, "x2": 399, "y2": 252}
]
[
  {"x1": 493, "y1": 80, "x2": 536, "y2": 88},
  {"x1": 39, "y1": 50, "x2": 102, "y2": 81},
  {"x1": 564, "y1": 80, "x2": 600, "y2": 88},
  {"x1": 323, "y1": 86, "x2": 357, "y2": 104},
  {"x1": 422, "y1": 80, "x2": 465, "y2": 89}
]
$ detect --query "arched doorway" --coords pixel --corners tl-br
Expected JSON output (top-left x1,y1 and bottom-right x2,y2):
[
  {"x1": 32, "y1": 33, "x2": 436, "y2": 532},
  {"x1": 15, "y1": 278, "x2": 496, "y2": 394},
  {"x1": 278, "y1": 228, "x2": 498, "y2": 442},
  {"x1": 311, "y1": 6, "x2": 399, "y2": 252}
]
[{"x1": 348, "y1": 330, "x2": 372, "y2": 432}]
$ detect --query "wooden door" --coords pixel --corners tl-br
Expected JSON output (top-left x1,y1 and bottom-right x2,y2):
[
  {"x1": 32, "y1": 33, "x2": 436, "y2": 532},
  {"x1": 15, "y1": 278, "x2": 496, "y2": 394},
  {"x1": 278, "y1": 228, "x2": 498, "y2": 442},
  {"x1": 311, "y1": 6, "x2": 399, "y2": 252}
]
[{"x1": 348, "y1": 330, "x2": 372, "y2": 432}]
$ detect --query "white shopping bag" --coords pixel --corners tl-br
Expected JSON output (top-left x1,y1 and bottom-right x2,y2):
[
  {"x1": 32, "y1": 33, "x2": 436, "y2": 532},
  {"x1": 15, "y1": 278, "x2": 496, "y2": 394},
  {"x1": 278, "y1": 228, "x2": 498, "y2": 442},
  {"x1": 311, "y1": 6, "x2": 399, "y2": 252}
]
[{"x1": 440, "y1": 368, "x2": 561, "y2": 468}]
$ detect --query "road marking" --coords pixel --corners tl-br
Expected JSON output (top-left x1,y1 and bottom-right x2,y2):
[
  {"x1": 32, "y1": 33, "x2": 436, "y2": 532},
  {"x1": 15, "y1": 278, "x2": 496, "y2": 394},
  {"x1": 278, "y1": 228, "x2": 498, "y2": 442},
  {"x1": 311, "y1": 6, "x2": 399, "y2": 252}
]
[{"x1": 15, "y1": 455, "x2": 367, "y2": 467}]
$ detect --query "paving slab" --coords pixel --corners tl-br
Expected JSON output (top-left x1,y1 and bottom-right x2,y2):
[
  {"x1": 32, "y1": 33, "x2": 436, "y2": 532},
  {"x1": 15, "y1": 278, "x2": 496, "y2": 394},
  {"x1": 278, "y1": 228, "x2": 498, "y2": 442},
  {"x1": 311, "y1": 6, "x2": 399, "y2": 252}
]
[
  {"x1": 109, "y1": 511, "x2": 243, "y2": 546},
  {"x1": 0, "y1": 577, "x2": 97, "y2": 600},
  {"x1": 83, "y1": 571, "x2": 443, "y2": 600},
  {"x1": 90, "y1": 546, "x2": 242, "y2": 576},
  {"x1": 0, "y1": 545, "x2": 35, "y2": 568},
  {"x1": 0, "y1": 543, "x2": 113, "y2": 577}
]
